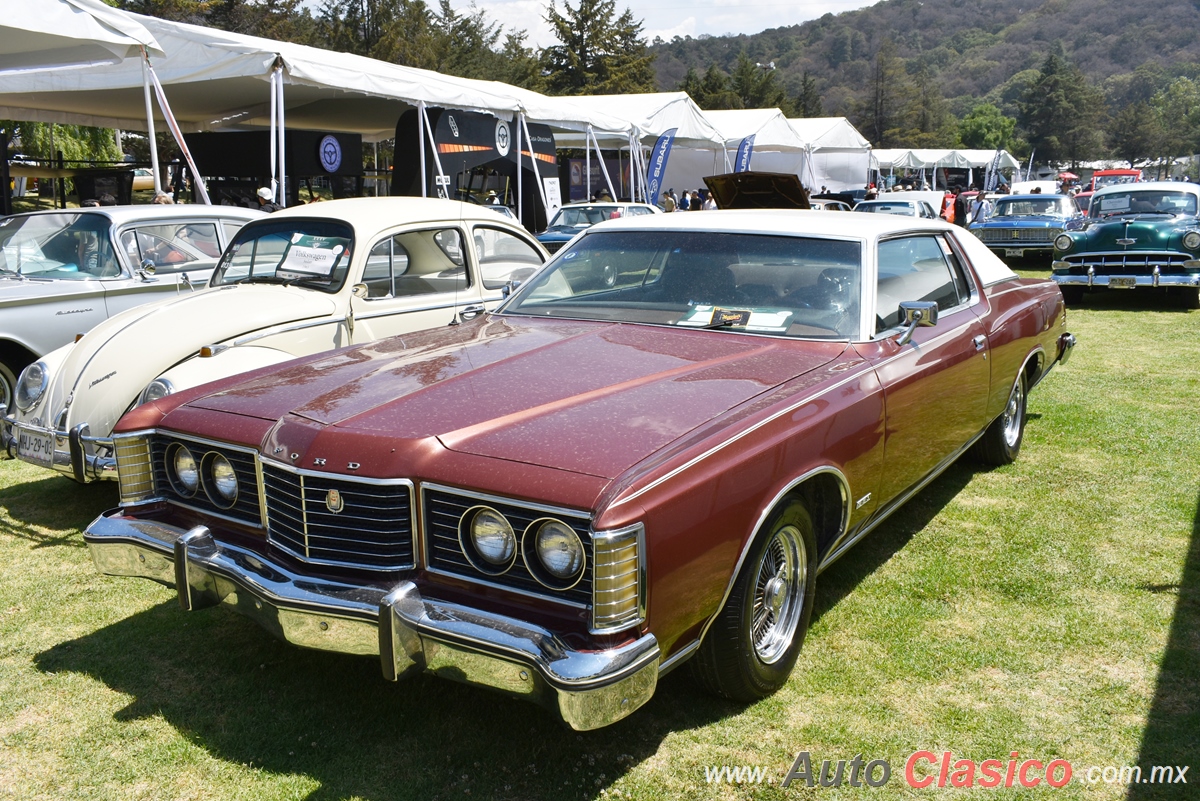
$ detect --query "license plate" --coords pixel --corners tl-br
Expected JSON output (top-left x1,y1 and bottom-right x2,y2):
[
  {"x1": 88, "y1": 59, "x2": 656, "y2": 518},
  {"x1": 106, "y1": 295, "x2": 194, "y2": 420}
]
[
  {"x1": 1109, "y1": 277, "x2": 1137, "y2": 289},
  {"x1": 16, "y1": 426, "x2": 55, "y2": 467},
  {"x1": 1005, "y1": 248, "x2": 1025, "y2": 258}
]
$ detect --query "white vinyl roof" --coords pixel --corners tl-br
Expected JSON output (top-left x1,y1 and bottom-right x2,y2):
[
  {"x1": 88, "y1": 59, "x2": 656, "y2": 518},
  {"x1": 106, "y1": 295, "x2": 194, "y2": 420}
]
[
  {"x1": 703, "y1": 108, "x2": 807, "y2": 151},
  {"x1": 786, "y1": 117, "x2": 871, "y2": 151},
  {"x1": 0, "y1": 0, "x2": 163, "y2": 73}
]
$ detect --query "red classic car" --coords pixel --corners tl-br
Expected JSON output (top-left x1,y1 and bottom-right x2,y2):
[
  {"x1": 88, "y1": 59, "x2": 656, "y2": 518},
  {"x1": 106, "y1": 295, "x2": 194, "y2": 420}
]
[{"x1": 84, "y1": 211, "x2": 1075, "y2": 730}]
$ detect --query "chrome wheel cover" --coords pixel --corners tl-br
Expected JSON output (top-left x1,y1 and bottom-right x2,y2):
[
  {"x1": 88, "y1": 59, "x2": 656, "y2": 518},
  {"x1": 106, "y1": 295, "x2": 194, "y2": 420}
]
[
  {"x1": 751, "y1": 524, "x2": 806, "y2": 664},
  {"x1": 1001, "y1": 380, "x2": 1025, "y2": 448}
]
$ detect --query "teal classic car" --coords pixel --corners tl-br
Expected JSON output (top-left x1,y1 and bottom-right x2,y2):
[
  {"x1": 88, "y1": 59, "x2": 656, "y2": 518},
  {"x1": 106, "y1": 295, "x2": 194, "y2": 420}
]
[{"x1": 1051, "y1": 181, "x2": 1200, "y2": 307}]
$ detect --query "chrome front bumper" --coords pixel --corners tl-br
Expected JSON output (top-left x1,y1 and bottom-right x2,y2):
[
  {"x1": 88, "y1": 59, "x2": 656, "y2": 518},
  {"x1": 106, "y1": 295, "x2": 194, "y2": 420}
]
[
  {"x1": 84, "y1": 510, "x2": 661, "y2": 731},
  {"x1": 1, "y1": 417, "x2": 116, "y2": 483},
  {"x1": 1052, "y1": 269, "x2": 1200, "y2": 289}
]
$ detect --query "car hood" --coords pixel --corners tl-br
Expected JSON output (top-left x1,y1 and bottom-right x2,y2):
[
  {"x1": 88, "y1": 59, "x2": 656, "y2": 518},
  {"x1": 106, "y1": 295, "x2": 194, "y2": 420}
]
[
  {"x1": 979, "y1": 215, "x2": 1071, "y2": 226},
  {"x1": 1074, "y1": 217, "x2": 1195, "y2": 249},
  {"x1": 37, "y1": 284, "x2": 337, "y2": 437},
  {"x1": 184, "y1": 317, "x2": 846, "y2": 479}
]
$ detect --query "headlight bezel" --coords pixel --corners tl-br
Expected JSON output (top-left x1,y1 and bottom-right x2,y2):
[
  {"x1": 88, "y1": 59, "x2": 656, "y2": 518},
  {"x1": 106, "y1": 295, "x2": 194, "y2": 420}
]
[
  {"x1": 460, "y1": 505, "x2": 518, "y2": 574},
  {"x1": 523, "y1": 517, "x2": 587, "y2": 590},
  {"x1": 166, "y1": 442, "x2": 200, "y2": 497},
  {"x1": 203, "y1": 451, "x2": 238, "y2": 508},
  {"x1": 14, "y1": 361, "x2": 49, "y2": 412},
  {"x1": 139, "y1": 378, "x2": 176, "y2": 406},
  {"x1": 1054, "y1": 234, "x2": 1073, "y2": 252},
  {"x1": 1183, "y1": 231, "x2": 1200, "y2": 251}
]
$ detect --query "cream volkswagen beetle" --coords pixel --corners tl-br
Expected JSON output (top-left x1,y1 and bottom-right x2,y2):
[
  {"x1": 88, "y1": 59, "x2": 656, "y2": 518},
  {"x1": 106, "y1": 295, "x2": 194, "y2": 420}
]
[{"x1": 4, "y1": 197, "x2": 547, "y2": 482}]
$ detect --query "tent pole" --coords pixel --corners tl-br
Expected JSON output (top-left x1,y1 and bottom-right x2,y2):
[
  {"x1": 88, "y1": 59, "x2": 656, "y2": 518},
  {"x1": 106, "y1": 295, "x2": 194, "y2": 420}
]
[
  {"x1": 418, "y1": 101, "x2": 427, "y2": 198},
  {"x1": 515, "y1": 117, "x2": 523, "y2": 223},
  {"x1": 590, "y1": 127, "x2": 616, "y2": 201},
  {"x1": 373, "y1": 141, "x2": 379, "y2": 196},
  {"x1": 419, "y1": 105, "x2": 448, "y2": 198},
  {"x1": 144, "y1": 56, "x2": 211, "y2": 204},
  {"x1": 269, "y1": 69, "x2": 278, "y2": 197},
  {"x1": 585, "y1": 125, "x2": 592, "y2": 202},
  {"x1": 519, "y1": 113, "x2": 548, "y2": 217},
  {"x1": 141, "y1": 56, "x2": 162, "y2": 195},
  {"x1": 276, "y1": 67, "x2": 286, "y2": 207}
]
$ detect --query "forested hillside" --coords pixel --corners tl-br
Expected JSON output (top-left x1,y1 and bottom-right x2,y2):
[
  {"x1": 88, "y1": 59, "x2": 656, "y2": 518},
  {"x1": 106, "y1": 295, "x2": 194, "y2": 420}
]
[{"x1": 652, "y1": 0, "x2": 1200, "y2": 164}]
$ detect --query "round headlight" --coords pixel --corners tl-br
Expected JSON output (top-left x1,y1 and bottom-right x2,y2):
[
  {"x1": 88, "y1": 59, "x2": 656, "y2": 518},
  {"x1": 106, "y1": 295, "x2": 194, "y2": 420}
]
[
  {"x1": 525, "y1": 518, "x2": 585, "y2": 589},
  {"x1": 14, "y1": 361, "x2": 48, "y2": 412},
  {"x1": 1184, "y1": 231, "x2": 1200, "y2": 251},
  {"x1": 208, "y1": 453, "x2": 238, "y2": 503},
  {"x1": 139, "y1": 378, "x2": 175, "y2": 406},
  {"x1": 171, "y1": 445, "x2": 199, "y2": 494},
  {"x1": 1054, "y1": 234, "x2": 1073, "y2": 252},
  {"x1": 464, "y1": 507, "x2": 516, "y2": 571}
]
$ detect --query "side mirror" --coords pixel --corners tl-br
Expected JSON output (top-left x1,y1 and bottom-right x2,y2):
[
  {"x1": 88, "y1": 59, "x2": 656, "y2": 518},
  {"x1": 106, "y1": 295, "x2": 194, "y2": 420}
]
[
  {"x1": 351, "y1": 283, "x2": 369, "y2": 299},
  {"x1": 140, "y1": 259, "x2": 156, "y2": 275},
  {"x1": 895, "y1": 301, "x2": 939, "y2": 346}
]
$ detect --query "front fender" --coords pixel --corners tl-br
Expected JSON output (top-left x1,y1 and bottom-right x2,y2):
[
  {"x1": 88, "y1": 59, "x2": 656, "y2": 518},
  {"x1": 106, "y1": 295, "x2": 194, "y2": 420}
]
[{"x1": 155, "y1": 345, "x2": 302, "y2": 398}]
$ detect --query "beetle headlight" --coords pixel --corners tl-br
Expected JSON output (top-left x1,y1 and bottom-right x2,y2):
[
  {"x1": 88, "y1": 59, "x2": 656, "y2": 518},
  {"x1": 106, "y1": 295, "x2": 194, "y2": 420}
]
[
  {"x1": 525, "y1": 518, "x2": 586, "y2": 589},
  {"x1": 1184, "y1": 231, "x2": 1200, "y2": 251},
  {"x1": 207, "y1": 453, "x2": 238, "y2": 504},
  {"x1": 1054, "y1": 234, "x2": 1073, "y2": 252},
  {"x1": 14, "y1": 361, "x2": 49, "y2": 412},
  {"x1": 462, "y1": 506, "x2": 516, "y2": 572},
  {"x1": 168, "y1": 444, "x2": 199, "y2": 495},
  {"x1": 139, "y1": 378, "x2": 175, "y2": 406}
]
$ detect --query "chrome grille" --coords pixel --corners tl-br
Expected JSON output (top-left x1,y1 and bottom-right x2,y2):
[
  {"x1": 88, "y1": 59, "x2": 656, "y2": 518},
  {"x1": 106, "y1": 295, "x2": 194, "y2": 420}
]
[
  {"x1": 262, "y1": 463, "x2": 414, "y2": 571},
  {"x1": 977, "y1": 227, "x2": 1061, "y2": 243},
  {"x1": 151, "y1": 435, "x2": 261, "y2": 525},
  {"x1": 543, "y1": 241, "x2": 566, "y2": 254},
  {"x1": 424, "y1": 487, "x2": 592, "y2": 605},
  {"x1": 114, "y1": 435, "x2": 153, "y2": 503},
  {"x1": 1062, "y1": 252, "x2": 1191, "y2": 275}
]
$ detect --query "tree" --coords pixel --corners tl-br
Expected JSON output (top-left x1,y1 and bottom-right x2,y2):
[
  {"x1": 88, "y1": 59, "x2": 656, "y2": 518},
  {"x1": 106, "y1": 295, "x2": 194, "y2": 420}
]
[
  {"x1": 1151, "y1": 77, "x2": 1200, "y2": 170},
  {"x1": 958, "y1": 103, "x2": 1016, "y2": 150},
  {"x1": 856, "y1": 38, "x2": 913, "y2": 147},
  {"x1": 8, "y1": 123, "x2": 122, "y2": 164},
  {"x1": 794, "y1": 72, "x2": 823, "y2": 118},
  {"x1": 541, "y1": 0, "x2": 655, "y2": 95},
  {"x1": 729, "y1": 53, "x2": 792, "y2": 113},
  {"x1": 1108, "y1": 102, "x2": 1160, "y2": 168},
  {"x1": 1019, "y1": 51, "x2": 1105, "y2": 168}
]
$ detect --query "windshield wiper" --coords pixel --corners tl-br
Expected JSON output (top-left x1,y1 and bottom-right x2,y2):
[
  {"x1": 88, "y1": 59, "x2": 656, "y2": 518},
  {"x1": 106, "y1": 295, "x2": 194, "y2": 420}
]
[{"x1": 236, "y1": 275, "x2": 289, "y2": 285}]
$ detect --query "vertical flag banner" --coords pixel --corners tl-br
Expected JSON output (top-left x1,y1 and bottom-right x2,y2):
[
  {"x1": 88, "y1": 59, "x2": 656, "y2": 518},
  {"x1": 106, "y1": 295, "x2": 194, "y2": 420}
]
[
  {"x1": 735, "y1": 135, "x2": 756, "y2": 173},
  {"x1": 646, "y1": 128, "x2": 678, "y2": 206}
]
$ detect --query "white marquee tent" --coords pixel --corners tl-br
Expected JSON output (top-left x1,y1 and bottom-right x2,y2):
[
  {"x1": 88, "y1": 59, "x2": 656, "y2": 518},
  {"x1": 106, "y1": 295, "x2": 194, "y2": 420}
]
[{"x1": 787, "y1": 117, "x2": 872, "y2": 192}]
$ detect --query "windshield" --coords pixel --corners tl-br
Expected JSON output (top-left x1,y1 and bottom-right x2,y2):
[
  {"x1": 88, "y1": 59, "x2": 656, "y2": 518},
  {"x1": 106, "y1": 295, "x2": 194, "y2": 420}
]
[
  {"x1": 212, "y1": 219, "x2": 354, "y2": 292},
  {"x1": 854, "y1": 202, "x2": 913, "y2": 215},
  {"x1": 502, "y1": 230, "x2": 862, "y2": 340},
  {"x1": 1094, "y1": 173, "x2": 1139, "y2": 190},
  {"x1": 993, "y1": 198, "x2": 1071, "y2": 217},
  {"x1": 1088, "y1": 190, "x2": 1198, "y2": 219},
  {"x1": 0, "y1": 212, "x2": 118, "y2": 279},
  {"x1": 546, "y1": 205, "x2": 624, "y2": 230}
]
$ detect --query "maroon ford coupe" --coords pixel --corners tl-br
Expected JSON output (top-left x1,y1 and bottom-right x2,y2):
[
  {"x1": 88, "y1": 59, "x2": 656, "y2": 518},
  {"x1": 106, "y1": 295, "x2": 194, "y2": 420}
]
[{"x1": 85, "y1": 210, "x2": 1075, "y2": 730}]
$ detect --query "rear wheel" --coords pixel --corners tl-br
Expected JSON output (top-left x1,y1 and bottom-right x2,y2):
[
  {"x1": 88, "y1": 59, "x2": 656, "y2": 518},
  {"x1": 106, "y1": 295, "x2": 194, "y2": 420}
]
[
  {"x1": 692, "y1": 501, "x2": 818, "y2": 702},
  {"x1": 972, "y1": 372, "x2": 1027, "y2": 465}
]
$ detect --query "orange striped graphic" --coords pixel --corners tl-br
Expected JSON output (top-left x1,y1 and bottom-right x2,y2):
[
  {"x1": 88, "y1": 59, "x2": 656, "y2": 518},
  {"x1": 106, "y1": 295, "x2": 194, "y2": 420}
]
[
  {"x1": 521, "y1": 150, "x2": 557, "y2": 164},
  {"x1": 437, "y1": 144, "x2": 493, "y2": 154}
]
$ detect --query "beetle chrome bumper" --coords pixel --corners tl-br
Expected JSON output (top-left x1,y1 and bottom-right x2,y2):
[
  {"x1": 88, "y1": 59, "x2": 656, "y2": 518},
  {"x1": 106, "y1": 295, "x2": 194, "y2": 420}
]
[
  {"x1": 1, "y1": 418, "x2": 116, "y2": 482},
  {"x1": 84, "y1": 510, "x2": 660, "y2": 731}
]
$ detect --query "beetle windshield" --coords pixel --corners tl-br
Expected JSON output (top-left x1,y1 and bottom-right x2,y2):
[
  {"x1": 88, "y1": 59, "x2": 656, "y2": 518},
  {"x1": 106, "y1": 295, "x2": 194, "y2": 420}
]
[
  {"x1": 212, "y1": 219, "x2": 354, "y2": 292},
  {"x1": 1089, "y1": 190, "x2": 1198, "y2": 218},
  {"x1": 0, "y1": 212, "x2": 117, "y2": 280},
  {"x1": 502, "y1": 230, "x2": 862, "y2": 340}
]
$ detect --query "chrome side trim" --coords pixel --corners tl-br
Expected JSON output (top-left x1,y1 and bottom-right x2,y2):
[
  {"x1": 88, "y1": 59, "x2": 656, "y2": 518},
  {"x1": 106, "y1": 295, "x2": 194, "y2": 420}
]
[
  {"x1": 694, "y1": 466, "x2": 850, "y2": 652},
  {"x1": 657, "y1": 639, "x2": 700, "y2": 677}
]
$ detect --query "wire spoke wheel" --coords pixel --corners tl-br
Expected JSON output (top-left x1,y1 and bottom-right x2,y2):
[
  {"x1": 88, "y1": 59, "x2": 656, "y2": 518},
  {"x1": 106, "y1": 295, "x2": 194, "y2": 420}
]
[
  {"x1": 750, "y1": 524, "x2": 806, "y2": 664},
  {"x1": 1001, "y1": 379, "x2": 1025, "y2": 449}
]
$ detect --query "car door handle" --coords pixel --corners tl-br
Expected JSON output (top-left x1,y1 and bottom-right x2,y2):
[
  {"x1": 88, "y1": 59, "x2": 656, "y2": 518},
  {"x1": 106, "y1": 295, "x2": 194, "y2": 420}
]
[
  {"x1": 459, "y1": 304, "x2": 485, "y2": 321},
  {"x1": 973, "y1": 335, "x2": 987, "y2": 351}
]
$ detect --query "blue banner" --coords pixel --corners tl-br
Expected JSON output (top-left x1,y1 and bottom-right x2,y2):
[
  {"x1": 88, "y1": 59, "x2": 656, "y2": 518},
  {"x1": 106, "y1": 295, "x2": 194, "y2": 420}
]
[
  {"x1": 646, "y1": 127, "x2": 677, "y2": 206},
  {"x1": 735, "y1": 135, "x2": 756, "y2": 173}
]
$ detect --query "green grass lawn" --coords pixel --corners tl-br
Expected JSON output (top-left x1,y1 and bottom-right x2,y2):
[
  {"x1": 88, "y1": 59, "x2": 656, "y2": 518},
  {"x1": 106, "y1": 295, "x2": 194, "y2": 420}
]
[{"x1": 1, "y1": 285, "x2": 1197, "y2": 800}]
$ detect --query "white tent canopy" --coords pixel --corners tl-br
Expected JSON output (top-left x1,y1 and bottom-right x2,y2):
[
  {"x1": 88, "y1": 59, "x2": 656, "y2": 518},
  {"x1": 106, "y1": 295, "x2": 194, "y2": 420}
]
[
  {"x1": 553, "y1": 92, "x2": 725, "y2": 149},
  {"x1": 787, "y1": 116, "x2": 871, "y2": 192},
  {"x1": 871, "y1": 148, "x2": 1020, "y2": 170},
  {"x1": 0, "y1": 0, "x2": 162, "y2": 74}
]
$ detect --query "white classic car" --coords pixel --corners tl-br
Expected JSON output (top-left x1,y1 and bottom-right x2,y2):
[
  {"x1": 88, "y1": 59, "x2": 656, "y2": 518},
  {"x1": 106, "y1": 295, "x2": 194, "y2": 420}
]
[
  {"x1": 0, "y1": 205, "x2": 264, "y2": 412},
  {"x1": 4, "y1": 197, "x2": 547, "y2": 483}
]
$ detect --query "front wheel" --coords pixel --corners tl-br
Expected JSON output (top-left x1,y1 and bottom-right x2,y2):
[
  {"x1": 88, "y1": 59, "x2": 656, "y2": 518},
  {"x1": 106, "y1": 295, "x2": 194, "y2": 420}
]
[
  {"x1": 972, "y1": 372, "x2": 1027, "y2": 465},
  {"x1": 691, "y1": 501, "x2": 818, "y2": 702},
  {"x1": 0, "y1": 359, "x2": 16, "y2": 414}
]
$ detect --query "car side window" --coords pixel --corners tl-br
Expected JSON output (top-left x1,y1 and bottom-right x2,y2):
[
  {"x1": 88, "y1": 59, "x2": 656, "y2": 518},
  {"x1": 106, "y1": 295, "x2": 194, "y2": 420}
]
[
  {"x1": 365, "y1": 227, "x2": 469, "y2": 299},
  {"x1": 473, "y1": 226, "x2": 544, "y2": 290},
  {"x1": 875, "y1": 235, "x2": 968, "y2": 333},
  {"x1": 123, "y1": 223, "x2": 218, "y2": 273}
]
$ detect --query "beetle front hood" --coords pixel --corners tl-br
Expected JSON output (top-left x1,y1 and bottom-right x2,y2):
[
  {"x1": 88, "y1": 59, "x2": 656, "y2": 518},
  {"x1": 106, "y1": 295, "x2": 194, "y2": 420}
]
[
  {"x1": 184, "y1": 317, "x2": 847, "y2": 480},
  {"x1": 46, "y1": 284, "x2": 337, "y2": 438}
]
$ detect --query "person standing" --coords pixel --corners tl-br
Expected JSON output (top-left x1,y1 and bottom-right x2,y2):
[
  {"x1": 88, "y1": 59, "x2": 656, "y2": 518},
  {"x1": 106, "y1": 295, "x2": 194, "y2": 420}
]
[
  {"x1": 968, "y1": 192, "x2": 992, "y2": 225},
  {"x1": 678, "y1": 191, "x2": 690, "y2": 211},
  {"x1": 954, "y1": 186, "x2": 970, "y2": 227},
  {"x1": 256, "y1": 187, "x2": 282, "y2": 213},
  {"x1": 662, "y1": 190, "x2": 676, "y2": 212}
]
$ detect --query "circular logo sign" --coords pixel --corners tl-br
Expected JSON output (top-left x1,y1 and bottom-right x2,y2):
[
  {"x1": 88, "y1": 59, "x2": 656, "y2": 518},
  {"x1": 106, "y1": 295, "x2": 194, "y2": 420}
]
[
  {"x1": 318, "y1": 135, "x2": 342, "y2": 173},
  {"x1": 495, "y1": 121, "x2": 511, "y2": 158}
]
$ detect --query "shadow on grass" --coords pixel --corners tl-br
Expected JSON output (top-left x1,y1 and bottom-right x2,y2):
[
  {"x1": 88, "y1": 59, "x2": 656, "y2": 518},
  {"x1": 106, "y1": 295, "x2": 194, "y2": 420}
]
[
  {"x1": 29, "y1": 460, "x2": 990, "y2": 800},
  {"x1": 813, "y1": 460, "x2": 980, "y2": 622},
  {"x1": 1127, "y1": 491, "x2": 1200, "y2": 799},
  {"x1": 1068, "y1": 288, "x2": 1197, "y2": 313},
  {"x1": 0, "y1": 468, "x2": 116, "y2": 549}
]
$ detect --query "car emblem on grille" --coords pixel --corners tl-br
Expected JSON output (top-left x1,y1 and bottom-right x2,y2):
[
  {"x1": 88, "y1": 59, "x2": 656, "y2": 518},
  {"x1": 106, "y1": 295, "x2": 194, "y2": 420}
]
[
  {"x1": 326, "y1": 489, "x2": 345, "y2": 514},
  {"x1": 1011, "y1": 230, "x2": 1019, "y2": 239}
]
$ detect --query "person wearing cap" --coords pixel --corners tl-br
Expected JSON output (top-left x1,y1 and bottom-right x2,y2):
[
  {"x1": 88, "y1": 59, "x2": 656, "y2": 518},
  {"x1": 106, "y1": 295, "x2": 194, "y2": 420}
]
[
  {"x1": 257, "y1": 187, "x2": 282, "y2": 213},
  {"x1": 485, "y1": 190, "x2": 500, "y2": 205}
]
